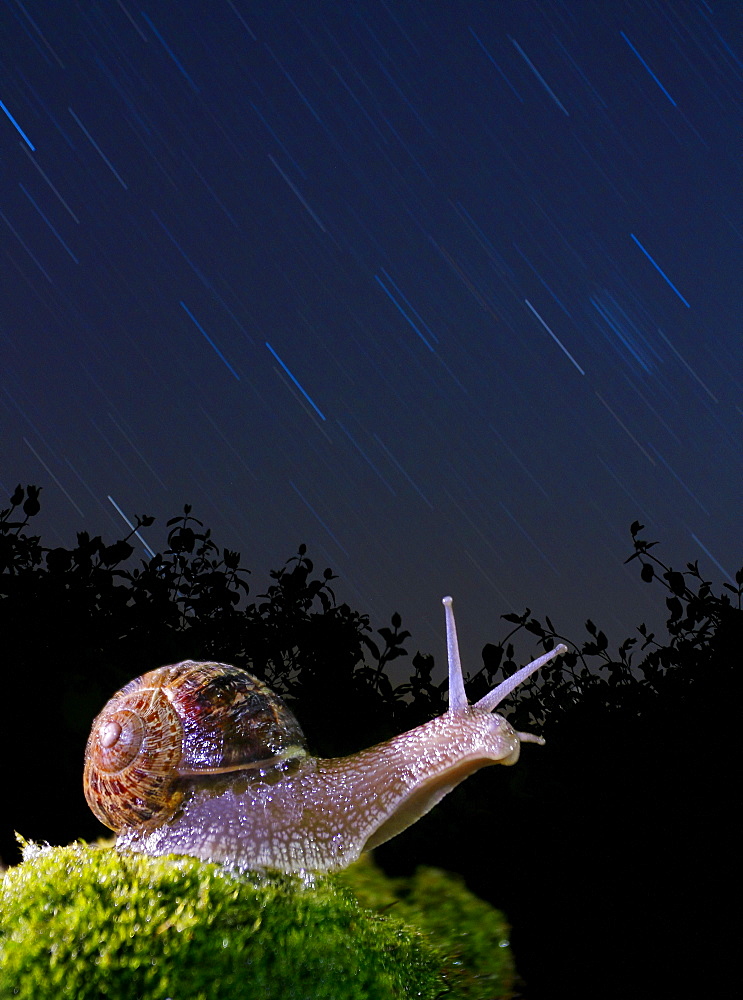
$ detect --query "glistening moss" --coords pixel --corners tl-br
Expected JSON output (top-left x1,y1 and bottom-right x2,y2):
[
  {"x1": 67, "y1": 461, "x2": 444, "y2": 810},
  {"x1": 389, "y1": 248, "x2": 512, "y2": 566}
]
[{"x1": 0, "y1": 842, "x2": 515, "y2": 999}]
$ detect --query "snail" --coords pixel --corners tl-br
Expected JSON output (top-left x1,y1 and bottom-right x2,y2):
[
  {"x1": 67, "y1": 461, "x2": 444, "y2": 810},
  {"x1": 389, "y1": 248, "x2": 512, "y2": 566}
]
[{"x1": 84, "y1": 597, "x2": 567, "y2": 873}]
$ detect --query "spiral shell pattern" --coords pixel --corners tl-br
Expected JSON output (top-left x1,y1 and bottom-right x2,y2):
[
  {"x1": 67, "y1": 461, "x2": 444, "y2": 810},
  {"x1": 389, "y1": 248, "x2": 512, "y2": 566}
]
[
  {"x1": 83, "y1": 660, "x2": 308, "y2": 833},
  {"x1": 84, "y1": 683, "x2": 184, "y2": 831}
]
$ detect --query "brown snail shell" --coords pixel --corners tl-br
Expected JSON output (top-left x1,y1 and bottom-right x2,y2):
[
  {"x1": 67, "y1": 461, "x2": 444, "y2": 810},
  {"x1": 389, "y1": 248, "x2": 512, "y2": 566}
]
[{"x1": 83, "y1": 660, "x2": 308, "y2": 832}]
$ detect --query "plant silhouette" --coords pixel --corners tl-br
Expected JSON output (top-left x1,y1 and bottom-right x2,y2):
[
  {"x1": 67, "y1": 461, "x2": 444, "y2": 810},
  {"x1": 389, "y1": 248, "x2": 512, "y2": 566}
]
[{"x1": 1, "y1": 486, "x2": 738, "y2": 998}]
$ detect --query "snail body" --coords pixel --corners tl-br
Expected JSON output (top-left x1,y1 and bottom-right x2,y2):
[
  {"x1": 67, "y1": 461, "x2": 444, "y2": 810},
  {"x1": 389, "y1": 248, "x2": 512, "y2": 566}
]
[{"x1": 84, "y1": 598, "x2": 566, "y2": 873}]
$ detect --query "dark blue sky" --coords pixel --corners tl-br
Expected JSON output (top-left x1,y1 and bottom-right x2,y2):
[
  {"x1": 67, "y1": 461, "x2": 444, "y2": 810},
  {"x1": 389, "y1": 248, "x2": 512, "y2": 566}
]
[{"x1": 1, "y1": 1, "x2": 740, "y2": 674}]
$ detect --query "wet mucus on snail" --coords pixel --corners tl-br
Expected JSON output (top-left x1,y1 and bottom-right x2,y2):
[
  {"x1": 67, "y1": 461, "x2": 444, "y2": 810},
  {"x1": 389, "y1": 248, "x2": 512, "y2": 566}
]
[{"x1": 84, "y1": 597, "x2": 567, "y2": 873}]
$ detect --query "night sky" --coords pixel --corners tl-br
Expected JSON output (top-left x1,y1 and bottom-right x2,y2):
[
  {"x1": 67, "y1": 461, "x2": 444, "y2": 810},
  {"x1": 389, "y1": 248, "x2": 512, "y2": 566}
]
[{"x1": 1, "y1": 1, "x2": 740, "y2": 677}]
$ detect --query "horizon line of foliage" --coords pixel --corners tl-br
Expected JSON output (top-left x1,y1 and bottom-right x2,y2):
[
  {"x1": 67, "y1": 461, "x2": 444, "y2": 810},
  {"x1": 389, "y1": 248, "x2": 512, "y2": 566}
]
[{"x1": 2, "y1": 483, "x2": 741, "y2": 741}]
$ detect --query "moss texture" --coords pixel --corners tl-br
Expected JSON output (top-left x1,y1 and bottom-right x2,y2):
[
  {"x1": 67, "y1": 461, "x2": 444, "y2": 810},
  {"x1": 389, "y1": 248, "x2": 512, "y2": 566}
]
[
  {"x1": 0, "y1": 841, "x2": 514, "y2": 999},
  {"x1": 339, "y1": 854, "x2": 515, "y2": 999}
]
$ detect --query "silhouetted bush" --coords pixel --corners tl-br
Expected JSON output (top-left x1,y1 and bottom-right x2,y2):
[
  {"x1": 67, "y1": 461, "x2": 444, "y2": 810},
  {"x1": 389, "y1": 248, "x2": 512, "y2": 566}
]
[{"x1": 1, "y1": 485, "x2": 738, "y2": 998}]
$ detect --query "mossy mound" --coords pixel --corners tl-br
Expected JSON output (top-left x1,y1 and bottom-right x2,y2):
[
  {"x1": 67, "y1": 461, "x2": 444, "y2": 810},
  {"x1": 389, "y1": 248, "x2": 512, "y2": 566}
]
[{"x1": 0, "y1": 841, "x2": 515, "y2": 999}]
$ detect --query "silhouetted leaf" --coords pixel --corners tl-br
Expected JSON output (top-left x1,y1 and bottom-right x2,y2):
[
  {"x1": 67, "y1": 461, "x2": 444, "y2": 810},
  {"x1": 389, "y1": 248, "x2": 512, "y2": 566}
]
[
  {"x1": 666, "y1": 596, "x2": 683, "y2": 622},
  {"x1": 22, "y1": 486, "x2": 41, "y2": 517},
  {"x1": 101, "y1": 540, "x2": 134, "y2": 566},
  {"x1": 481, "y1": 642, "x2": 504, "y2": 671},
  {"x1": 168, "y1": 526, "x2": 195, "y2": 553},
  {"x1": 525, "y1": 619, "x2": 546, "y2": 637},
  {"x1": 502, "y1": 610, "x2": 530, "y2": 625}
]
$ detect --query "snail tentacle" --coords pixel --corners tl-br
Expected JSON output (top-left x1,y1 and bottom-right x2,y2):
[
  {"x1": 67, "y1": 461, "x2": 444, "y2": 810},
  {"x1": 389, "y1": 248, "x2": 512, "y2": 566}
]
[
  {"x1": 474, "y1": 643, "x2": 568, "y2": 714},
  {"x1": 443, "y1": 596, "x2": 468, "y2": 714}
]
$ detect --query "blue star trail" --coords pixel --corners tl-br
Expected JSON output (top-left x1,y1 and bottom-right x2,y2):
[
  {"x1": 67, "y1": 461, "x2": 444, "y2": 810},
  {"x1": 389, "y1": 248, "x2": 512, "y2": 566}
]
[
  {"x1": 180, "y1": 302, "x2": 240, "y2": 381},
  {"x1": 509, "y1": 37, "x2": 570, "y2": 116},
  {"x1": 107, "y1": 494, "x2": 157, "y2": 558},
  {"x1": 630, "y1": 233, "x2": 691, "y2": 308},
  {"x1": 620, "y1": 30, "x2": 678, "y2": 107},
  {"x1": 0, "y1": 98, "x2": 36, "y2": 150},
  {"x1": 265, "y1": 342, "x2": 327, "y2": 421},
  {"x1": 524, "y1": 299, "x2": 585, "y2": 375}
]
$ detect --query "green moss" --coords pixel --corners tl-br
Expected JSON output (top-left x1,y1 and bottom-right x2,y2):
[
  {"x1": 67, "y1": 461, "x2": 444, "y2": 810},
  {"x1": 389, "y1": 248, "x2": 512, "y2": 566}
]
[
  {"x1": 0, "y1": 842, "x2": 437, "y2": 1000},
  {"x1": 339, "y1": 855, "x2": 515, "y2": 999},
  {"x1": 1, "y1": 842, "x2": 515, "y2": 999}
]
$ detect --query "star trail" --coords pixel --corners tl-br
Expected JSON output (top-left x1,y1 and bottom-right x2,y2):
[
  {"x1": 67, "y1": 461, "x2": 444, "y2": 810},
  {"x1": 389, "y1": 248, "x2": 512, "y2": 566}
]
[{"x1": 0, "y1": 1, "x2": 740, "y2": 671}]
